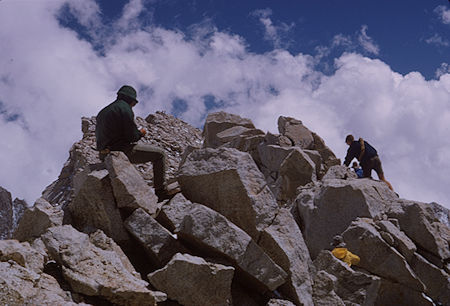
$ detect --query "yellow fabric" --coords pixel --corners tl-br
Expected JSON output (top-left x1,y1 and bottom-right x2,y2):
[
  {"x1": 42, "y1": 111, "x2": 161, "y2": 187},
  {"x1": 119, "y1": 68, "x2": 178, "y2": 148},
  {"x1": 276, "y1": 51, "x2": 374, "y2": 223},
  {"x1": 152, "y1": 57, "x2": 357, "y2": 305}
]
[
  {"x1": 358, "y1": 138, "x2": 365, "y2": 161},
  {"x1": 332, "y1": 248, "x2": 360, "y2": 266}
]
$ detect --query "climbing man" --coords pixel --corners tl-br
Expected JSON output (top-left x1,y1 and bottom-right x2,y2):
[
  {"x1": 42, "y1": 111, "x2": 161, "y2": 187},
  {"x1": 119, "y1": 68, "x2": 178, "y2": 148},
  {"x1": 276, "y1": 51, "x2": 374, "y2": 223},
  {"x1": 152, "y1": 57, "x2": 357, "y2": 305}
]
[
  {"x1": 343, "y1": 134, "x2": 393, "y2": 191},
  {"x1": 95, "y1": 85, "x2": 170, "y2": 201}
]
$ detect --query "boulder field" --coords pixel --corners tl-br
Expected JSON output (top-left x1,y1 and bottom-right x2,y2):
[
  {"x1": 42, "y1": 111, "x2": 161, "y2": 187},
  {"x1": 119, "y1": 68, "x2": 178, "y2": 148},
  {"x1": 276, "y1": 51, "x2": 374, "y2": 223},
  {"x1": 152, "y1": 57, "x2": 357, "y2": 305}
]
[{"x1": 0, "y1": 111, "x2": 448, "y2": 305}]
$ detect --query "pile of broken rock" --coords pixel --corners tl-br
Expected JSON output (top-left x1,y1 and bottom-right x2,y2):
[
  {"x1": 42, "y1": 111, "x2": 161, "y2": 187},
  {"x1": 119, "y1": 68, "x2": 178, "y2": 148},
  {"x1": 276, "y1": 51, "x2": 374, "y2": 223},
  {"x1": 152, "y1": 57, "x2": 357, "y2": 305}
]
[{"x1": 0, "y1": 111, "x2": 448, "y2": 306}]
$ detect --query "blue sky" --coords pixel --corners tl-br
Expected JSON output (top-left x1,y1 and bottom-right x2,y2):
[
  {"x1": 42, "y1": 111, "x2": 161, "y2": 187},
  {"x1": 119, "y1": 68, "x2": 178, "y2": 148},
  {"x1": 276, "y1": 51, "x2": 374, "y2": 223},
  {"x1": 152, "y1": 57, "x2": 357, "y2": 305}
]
[
  {"x1": 0, "y1": 0, "x2": 449, "y2": 208},
  {"x1": 85, "y1": 0, "x2": 450, "y2": 79}
]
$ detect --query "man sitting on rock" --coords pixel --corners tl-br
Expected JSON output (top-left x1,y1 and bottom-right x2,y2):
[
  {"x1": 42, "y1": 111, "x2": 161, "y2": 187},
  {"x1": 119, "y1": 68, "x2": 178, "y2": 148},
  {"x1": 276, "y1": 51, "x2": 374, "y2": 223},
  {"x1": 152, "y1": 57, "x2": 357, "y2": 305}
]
[
  {"x1": 343, "y1": 134, "x2": 393, "y2": 191},
  {"x1": 352, "y1": 161, "x2": 364, "y2": 178},
  {"x1": 95, "y1": 85, "x2": 170, "y2": 201}
]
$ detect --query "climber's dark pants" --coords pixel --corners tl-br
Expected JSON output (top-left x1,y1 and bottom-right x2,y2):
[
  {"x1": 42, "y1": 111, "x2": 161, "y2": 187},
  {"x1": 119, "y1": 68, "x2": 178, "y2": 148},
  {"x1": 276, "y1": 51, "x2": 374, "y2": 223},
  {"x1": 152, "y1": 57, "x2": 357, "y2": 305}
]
[
  {"x1": 125, "y1": 144, "x2": 166, "y2": 191},
  {"x1": 100, "y1": 144, "x2": 166, "y2": 191},
  {"x1": 362, "y1": 155, "x2": 384, "y2": 179}
]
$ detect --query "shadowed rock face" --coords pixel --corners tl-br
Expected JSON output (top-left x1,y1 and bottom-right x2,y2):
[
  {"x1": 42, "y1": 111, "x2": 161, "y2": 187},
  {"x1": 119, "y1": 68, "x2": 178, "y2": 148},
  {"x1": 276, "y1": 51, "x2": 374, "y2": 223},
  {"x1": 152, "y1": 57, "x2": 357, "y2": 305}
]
[
  {"x1": 342, "y1": 218, "x2": 425, "y2": 292},
  {"x1": 0, "y1": 187, "x2": 13, "y2": 240},
  {"x1": 125, "y1": 208, "x2": 188, "y2": 267},
  {"x1": 313, "y1": 250, "x2": 380, "y2": 306},
  {"x1": 0, "y1": 187, "x2": 26, "y2": 240},
  {"x1": 1, "y1": 111, "x2": 449, "y2": 306}
]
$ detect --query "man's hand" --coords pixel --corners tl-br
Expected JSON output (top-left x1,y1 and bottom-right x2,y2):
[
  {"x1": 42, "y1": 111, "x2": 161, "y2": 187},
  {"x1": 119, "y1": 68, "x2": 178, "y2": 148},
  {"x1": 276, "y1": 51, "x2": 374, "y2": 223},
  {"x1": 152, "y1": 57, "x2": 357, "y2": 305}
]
[{"x1": 140, "y1": 128, "x2": 146, "y2": 136}]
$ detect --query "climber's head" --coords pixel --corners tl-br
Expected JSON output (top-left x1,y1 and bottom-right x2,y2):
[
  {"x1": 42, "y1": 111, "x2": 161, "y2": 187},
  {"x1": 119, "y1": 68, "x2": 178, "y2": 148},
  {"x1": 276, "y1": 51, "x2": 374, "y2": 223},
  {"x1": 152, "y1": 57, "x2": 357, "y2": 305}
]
[
  {"x1": 345, "y1": 134, "x2": 354, "y2": 145},
  {"x1": 117, "y1": 85, "x2": 138, "y2": 106}
]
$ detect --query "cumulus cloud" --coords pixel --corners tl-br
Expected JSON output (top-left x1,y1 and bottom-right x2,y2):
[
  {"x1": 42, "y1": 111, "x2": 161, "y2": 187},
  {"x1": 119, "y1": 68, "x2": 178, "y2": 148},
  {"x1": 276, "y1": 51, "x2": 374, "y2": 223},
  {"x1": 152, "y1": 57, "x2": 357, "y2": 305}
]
[
  {"x1": 0, "y1": 0, "x2": 449, "y2": 210},
  {"x1": 251, "y1": 8, "x2": 294, "y2": 49},
  {"x1": 435, "y1": 5, "x2": 450, "y2": 25}
]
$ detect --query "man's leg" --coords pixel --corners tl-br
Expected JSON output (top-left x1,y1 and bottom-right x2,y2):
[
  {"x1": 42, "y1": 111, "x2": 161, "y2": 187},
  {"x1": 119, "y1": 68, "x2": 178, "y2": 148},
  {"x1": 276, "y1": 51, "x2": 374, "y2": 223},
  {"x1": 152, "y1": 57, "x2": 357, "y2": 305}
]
[
  {"x1": 362, "y1": 164, "x2": 372, "y2": 178},
  {"x1": 372, "y1": 156, "x2": 394, "y2": 191},
  {"x1": 126, "y1": 144, "x2": 166, "y2": 192}
]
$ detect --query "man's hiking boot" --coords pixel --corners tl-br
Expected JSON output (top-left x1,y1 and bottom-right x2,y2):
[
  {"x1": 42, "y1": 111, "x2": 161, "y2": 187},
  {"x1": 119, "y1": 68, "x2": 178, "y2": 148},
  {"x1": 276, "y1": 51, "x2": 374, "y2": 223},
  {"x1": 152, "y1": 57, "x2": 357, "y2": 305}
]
[
  {"x1": 155, "y1": 188, "x2": 172, "y2": 202},
  {"x1": 155, "y1": 181, "x2": 180, "y2": 202}
]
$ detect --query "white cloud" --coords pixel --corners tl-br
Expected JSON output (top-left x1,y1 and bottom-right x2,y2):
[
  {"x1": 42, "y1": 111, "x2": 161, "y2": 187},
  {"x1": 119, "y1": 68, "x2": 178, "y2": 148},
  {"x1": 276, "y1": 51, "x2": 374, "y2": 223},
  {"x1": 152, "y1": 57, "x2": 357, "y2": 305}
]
[
  {"x1": 358, "y1": 25, "x2": 380, "y2": 55},
  {"x1": 63, "y1": 0, "x2": 102, "y2": 29},
  {"x1": 436, "y1": 62, "x2": 450, "y2": 78},
  {"x1": 0, "y1": 1, "x2": 449, "y2": 210},
  {"x1": 252, "y1": 8, "x2": 294, "y2": 49},
  {"x1": 117, "y1": 0, "x2": 147, "y2": 29},
  {"x1": 326, "y1": 26, "x2": 379, "y2": 57},
  {"x1": 425, "y1": 33, "x2": 450, "y2": 47},
  {"x1": 332, "y1": 34, "x2": 353, "y2": 49},
  {"x1": 435, "y1": 5, "x2": 450, "y2": 25}
]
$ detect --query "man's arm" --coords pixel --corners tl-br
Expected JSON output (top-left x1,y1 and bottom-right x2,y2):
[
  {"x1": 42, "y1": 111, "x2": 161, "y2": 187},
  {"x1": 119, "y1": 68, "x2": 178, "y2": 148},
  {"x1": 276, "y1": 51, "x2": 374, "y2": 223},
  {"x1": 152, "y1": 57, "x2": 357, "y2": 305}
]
[
  {"x1": 120, "y1": 104, "x2": 142, "y2": 143},
  {"x1": 343, "y1": 144, "x2": 357, "y2": 166}
]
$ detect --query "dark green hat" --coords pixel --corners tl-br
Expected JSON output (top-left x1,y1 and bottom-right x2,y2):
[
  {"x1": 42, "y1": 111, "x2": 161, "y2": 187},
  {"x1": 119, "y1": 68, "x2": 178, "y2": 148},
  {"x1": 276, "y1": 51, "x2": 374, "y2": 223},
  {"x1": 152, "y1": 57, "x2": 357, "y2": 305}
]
[{"x1": 117, "y1": 85, "x2": 138, "y2": 103}]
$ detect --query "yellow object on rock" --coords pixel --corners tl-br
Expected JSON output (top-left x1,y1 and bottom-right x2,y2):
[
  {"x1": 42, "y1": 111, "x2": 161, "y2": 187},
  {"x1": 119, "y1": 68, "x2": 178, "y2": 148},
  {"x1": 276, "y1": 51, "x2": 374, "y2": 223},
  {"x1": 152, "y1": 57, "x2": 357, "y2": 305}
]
[{"x1": 331, "y1": 248, "x2": 360, "y2": 266}]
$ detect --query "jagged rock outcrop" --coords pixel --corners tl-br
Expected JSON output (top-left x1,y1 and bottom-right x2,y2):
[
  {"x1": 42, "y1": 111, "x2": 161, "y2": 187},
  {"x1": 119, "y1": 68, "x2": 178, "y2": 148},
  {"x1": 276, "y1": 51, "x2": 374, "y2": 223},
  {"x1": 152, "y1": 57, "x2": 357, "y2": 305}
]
[
  {"x1": 203, "y1": 111, "x2": 256, "y2": 148},
  {"x1": 342, "y1": 217, "x2": 450, "y2": 305},
  {"x1": 312, "y1": 270, "x2": 346, "y2": 306},
  {"x1": 0, "y1": 237, "x2": 81, "y2": 304},
  {"x1": 67, "y1": 169, "x2": 130, "y2": 244},
  {"x1": 277, "y1": 116, "x2": 315, "y2": 149},
  {"x1": 0, "y1": 261, "x2": 81, "y2": 305},
  {"x1": 294, "y1": 172, "x2": 398, "y2": 258},
  {"x1": 342, "y1": 218, "x2": 424, "y2": 292},
  {"x1": 0, "y1": 187, "x2": 14, "y2": 240},
  {"x1": 0, "y1": 187, "x2": 26, "y2": 240},
  {"x1": 201, "y1": 113, "x2": 339, "y2": 203},
  {"x1": 375, "y1": 219, "x2": 417, "y2": 262},
  {"x1": 42, "y1": 112, "x2": 202, "y2": 207},
  {"x1": 267, "y1": 298, "x2": 296, "y2": 306},
  {"x1": 160, "y1": 196, "x2": 287, "y2": 292},
  {"x1": 277, "y1": 116, "x2": 340, "y2": 175},
  {"x1": 41, "y1": 225, "x2": 165, "y2": 305},
  {"x1": 0, "y1": 240, "x2": 45, "y2": 273},
  {"x1": 1, "y1": 111, "x2": 449, "y2": 306},
  {"x1": 105, "y1": 151, "x2": 159, "y2": 215},
  {"x1": 374, "y1": 280, "x2": 434, "y2": 306},
  {"x1": 178, "y1": 147, "x2": 278, "y2": 240},
  {"x1": 258, "y1": 208, "x2": 314, "y2": 305},
  {"x1": 156, "y1": 192, "x2": 193, "y2": 232},
  {"x1": 275, "y1": 148, "x2": 317, "y2": 201},
  {"x1": 13, "y1": 197, "x2": 63, "y2": 241},
  {"x1": 125, "y1": 208, "x2": 188, "y2": 266},
  {"x1": 386, "y1": 199, "x2": 450, "y2": 267},
  {"x1": 313, "y1": 250, "x2": 380, "y2": 305},
  {"x1": 148, "y1": 253, "x2": 235, "y2": 306},
  {"x1": 410, "y1": 252, "x2": 450, "y2": 305}
]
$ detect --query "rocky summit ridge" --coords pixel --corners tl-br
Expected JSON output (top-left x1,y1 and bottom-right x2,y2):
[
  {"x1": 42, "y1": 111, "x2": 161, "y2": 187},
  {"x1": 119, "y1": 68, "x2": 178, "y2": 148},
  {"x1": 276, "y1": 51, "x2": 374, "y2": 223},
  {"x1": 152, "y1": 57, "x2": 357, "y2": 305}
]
[{"x1": 0, "y1": 111, "x2": 449, "y2": 306}]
